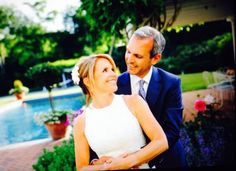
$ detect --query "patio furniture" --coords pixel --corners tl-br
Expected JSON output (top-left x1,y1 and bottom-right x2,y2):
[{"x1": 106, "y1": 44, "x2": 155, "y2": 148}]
[{"x1": 202, "y1": 71, "x2": 235, "y2": 108}]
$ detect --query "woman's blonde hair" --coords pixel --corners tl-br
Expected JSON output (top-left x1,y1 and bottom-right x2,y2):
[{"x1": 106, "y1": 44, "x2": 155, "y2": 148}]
[{"x1": 72, "y1": 54, "x2": 116, "y2": 106}]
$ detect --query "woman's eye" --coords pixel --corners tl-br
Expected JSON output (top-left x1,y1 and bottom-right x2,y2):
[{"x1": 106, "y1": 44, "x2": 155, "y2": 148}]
[{"x1": 103, "y1": 68, "x2": 108, "y2": 72}]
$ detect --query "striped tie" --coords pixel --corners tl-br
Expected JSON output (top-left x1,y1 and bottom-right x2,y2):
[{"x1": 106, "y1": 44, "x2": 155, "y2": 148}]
[{"x1": 138, "y1": 80, "x2": 146, "y2": 99}]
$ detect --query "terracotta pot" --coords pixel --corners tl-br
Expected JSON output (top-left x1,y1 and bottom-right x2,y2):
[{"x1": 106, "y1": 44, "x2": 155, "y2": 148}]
[
  {"x1": 45, "y1": 122, "x2": 68, "y2": 140},
  {"x1": 15, "y1": 93, "x2": 24, "y2": 100}
]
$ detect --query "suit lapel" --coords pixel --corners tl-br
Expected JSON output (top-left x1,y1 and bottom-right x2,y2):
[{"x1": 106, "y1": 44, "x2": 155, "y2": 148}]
[
  {"x1": 118, "y1": 72, "x2": 132, "y2": 94},
  {"x1": 146, "y1": 67, "x2": 162, "y2": 111}
]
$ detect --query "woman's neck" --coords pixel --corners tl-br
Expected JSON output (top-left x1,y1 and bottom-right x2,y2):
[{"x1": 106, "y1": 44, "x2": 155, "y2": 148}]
[{"x1": 91, "y1": 93, "x2": 114, "y2": 108}]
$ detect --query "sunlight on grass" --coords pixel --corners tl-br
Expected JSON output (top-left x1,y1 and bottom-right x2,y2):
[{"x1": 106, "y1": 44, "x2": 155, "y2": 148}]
[
  {"x1": 51, "y1": 58, "x2": 81, "y2": 67},
  {"x1": 179, "y1": 72, "x2": 207, "y2": 92}
]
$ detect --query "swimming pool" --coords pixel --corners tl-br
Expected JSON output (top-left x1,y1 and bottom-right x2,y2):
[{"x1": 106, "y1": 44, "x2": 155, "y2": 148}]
[{"x1": 0, "y1": 93, "x2": 85, "y2": 147}]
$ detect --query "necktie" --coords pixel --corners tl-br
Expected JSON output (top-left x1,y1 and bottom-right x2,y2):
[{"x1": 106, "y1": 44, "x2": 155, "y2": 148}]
[{"x1": 138, "y1": 80, "x2": 146, "y2": 99}]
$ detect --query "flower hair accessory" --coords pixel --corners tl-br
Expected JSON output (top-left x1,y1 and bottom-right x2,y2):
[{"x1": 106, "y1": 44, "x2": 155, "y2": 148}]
[{"x1": 71, "y1": 65, "x2": 80, "y2": 85}]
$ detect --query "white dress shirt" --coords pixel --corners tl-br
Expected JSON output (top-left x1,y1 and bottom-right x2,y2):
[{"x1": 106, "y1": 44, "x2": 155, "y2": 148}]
[{"x1": 130, "y1": 66, "x2": 153, "y2": 95}]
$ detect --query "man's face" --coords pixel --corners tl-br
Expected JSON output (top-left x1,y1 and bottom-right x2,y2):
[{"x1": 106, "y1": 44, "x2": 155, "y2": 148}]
[{"x1": 125, "y1": 36, "x2": 155, "y2": 78}]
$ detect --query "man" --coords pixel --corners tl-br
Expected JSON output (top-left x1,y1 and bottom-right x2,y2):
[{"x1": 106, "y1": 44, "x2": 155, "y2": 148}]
[
  {"x1": 91, "y1": 26, "x2": 187, "y2": 168},
  {"x1": 115, "y1": 26, "x2": 187, "y2": 168}
]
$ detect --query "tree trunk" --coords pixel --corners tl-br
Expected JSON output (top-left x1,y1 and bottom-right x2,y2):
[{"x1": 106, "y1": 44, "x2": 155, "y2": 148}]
[
  {"x1": 109, "y1": 36, "x2": 115, "y2": 55},
  {"x1": 48, "y1": 88, "x2": 55, "y2": 112}
]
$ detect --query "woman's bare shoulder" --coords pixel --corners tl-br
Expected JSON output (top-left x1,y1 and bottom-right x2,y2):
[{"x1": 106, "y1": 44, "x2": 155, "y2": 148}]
[
  {"x1": 73, "y1": 112, "x2": 86, "y2": 130},
  {"x1": 123, "y1": 94, "x2": 143, "y2": 104},
  {"x1": 123, "y1": 94, "x2": 141, "y2": 101},
  {"x1": 122, "y1": 94, "x2": 144, "y2": 115}
]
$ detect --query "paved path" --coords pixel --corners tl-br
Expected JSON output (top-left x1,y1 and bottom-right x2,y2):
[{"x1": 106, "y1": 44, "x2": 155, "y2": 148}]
[
  {"x1": 0, "y1": 89, "x2": 234, "y2": 171},
  {"x1": 0, "y1": 138, "x2": 64, "y2": 171}
]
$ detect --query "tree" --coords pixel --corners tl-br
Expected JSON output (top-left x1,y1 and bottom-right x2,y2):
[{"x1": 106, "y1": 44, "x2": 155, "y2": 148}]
[
  {"x1": 71, "y1": 9, "x2": 115, "y2": 55},
  {"x1": 0, "y1": 5, "x2": 47, "y2": 95},
  {"x1": 77, "y1": 0, "x2": 181, "y2": 55},
  {"x1": 25, "y1": 58, "x2": 79, "y2": 111},
  {"x1": 26, "y1": 62, "x2": 62, "y2": 111},
  {"x1": 79, "y1": 0, "x2": 180, "y2": 38}
]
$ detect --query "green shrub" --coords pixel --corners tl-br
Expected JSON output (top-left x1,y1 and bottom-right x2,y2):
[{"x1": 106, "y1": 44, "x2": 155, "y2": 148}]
[
  {"x1": 26, "y1": 62, "x2": 63, "y2": 90},
  {"x1": 156, "y1": 32, "x2": 233, "y2": 74},
  {"x1": 32, "y1": 139, "x2": 76, "y2": 171},
  {"x1": 180, "y1": 94, "x2": 235, "y2": 167}
]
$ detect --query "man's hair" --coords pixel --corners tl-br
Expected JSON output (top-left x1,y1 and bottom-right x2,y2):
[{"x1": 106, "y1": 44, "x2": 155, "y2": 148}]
[{"x1": 133, "y1": 26, "x2": 166, "y2": 57}]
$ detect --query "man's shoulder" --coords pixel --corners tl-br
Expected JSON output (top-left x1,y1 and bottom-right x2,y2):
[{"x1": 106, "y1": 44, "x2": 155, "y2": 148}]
[
  {"x1": 155, "y1": 67, "x2": 180, "y2": 80},
  {"x1": 117, "y1": 71, "x2": 129, "y2": 83},
  {"x1": 118, "y1": 71, "x2": 129, "y2": 78}
]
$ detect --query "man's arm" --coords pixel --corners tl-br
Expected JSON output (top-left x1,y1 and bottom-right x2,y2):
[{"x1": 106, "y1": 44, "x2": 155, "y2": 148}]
[
  {"x1": 89, "y1": 147, "x2": 99, "y2": 164},
  {"x1": 162, "y1": 78, "x2": 183, "y2": 147}
]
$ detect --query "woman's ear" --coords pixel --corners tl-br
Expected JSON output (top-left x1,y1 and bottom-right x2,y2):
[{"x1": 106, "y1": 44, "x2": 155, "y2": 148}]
[
  {"x1": 83, "y1": 77, "x2": 90, "y2": 87},
  {"x1": 151, "y1": 54, "x2": 161, "y2": 65}
]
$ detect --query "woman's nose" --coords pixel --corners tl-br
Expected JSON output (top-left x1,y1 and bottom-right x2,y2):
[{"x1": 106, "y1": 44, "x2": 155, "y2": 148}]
[{"x1": 112, "y1": 70, "x2": 118, "y2": 77}]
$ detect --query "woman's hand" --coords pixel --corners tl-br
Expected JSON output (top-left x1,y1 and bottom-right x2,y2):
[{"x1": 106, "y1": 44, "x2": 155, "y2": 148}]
[
  {"x1": 91, "y1": 156, "x2": 114, "y2": 165},
  {"x1": 93, "y1": 152, "x2": 142, "y2": 170},
  {"x1": 102, "y1": 153, "x2": 138, "y2": 170}
]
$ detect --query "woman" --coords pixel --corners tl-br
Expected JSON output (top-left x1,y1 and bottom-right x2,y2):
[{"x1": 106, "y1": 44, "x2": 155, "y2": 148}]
[{"x1": 72, "y1": 54, "x2": 168, "y2": 170}]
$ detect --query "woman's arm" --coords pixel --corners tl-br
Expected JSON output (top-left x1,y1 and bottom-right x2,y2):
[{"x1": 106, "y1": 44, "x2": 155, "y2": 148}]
[
  {"x1": 73, "y1": 114, "x2": 106, "y2": 171},
  {"x1": 105, "y1": 95, "x2": 169, "y2": 170}
]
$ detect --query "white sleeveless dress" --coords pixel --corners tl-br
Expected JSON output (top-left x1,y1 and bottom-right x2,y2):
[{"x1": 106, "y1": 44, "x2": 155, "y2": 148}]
[{"x1": 84, "y1": 94, "x2": 149, "y2": 169}]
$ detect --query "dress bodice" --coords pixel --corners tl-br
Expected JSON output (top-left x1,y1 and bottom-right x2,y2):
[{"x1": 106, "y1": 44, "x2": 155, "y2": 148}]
[{"x1": 84, "y1": 94, "x2": 149, "y2": 168}]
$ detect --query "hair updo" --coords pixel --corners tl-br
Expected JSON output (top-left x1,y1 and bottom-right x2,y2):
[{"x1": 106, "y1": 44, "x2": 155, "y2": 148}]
[{"x1": 71, "y1": 54, "x2": 116, "y2": 105}]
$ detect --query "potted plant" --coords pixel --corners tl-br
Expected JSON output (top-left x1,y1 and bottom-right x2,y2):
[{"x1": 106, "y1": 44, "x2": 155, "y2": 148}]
[
  {"x1": 9, "y1": 80, "x2": 29, "y2": 100},
  {"x1": 34, "y1": 110, "x2": 71, "y2": 140},
  {"x1": 26, "y1": 62, "x2": 73, "y2": 140}
]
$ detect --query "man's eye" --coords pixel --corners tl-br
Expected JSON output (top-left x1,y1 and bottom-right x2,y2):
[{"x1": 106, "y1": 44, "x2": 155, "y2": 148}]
[{"x1": 135, "y1": 54, "x2": 142, "y2": 59}]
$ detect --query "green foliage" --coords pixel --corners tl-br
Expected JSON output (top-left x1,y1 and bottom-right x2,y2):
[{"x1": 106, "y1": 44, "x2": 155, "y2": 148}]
[
  {"x1": 166, "y1": 23, "x2": 205, "y2": 33},
  {"x1": 0, "y1": 5, "x2": 45, "y2": 71},
  {"x1": 72, "y1": 9, "x2": 115, "y2": 55},
  {"x1": 0, "y1": 5, "x2": 34, "y2": 34},
  {"x1": 180, "y1": 97, "x2": 235, "y2": 166},
  {"x1": 26, "y1": 62, "x2": 62, "y2": 90},
  {"x1": 7, "y1": 31, "x2": 58, "y2": 67},
  {"x1": 24, "y1": 57, "x2": 80, "y2": 92},
  {"x1": 50, "y1": 58, "x2": 79, "y2": 68},
  {"x1": 157, "y1": 32, "x2": 233, "y2": 74},
  {"x1": 79, "y1": 0, "x2": 166, "y2": 39},
  {"x1": 8, "y1": 79, "x2": 29, "y2": 94},
  {"x1": 25, "y1": 59, "x2": 81, "y2": 111},
  {"x1": 34, "y1": 110, "x2": 71, "y2": 125},
  {"x1": 112, "y1": 45, "x2": 127, "y2": 73},
  {"x1": 32, "y1": 139, "x2": 76, "y2": 171}
]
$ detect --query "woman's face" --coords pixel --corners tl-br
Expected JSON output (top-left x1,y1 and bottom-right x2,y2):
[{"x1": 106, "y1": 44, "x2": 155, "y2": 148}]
[{"x1": 93, "y1": 58, "x2": 118, "y2": 94}]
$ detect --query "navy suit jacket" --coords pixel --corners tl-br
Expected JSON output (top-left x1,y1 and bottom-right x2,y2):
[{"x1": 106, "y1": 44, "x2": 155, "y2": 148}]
[{"x1": 116, "y1": 67, "x2": 187, "y2": 168}]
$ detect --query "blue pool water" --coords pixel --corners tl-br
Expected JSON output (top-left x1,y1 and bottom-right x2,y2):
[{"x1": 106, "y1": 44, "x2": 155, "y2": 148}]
[{"x1": 0, "y1": 93, "x2": 85, "y2": 147}]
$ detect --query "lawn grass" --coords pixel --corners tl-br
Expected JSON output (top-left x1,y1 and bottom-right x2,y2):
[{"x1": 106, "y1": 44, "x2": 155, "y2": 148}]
[{"x1": 179, "y1": 72, "x2": 208, "y2": 92}]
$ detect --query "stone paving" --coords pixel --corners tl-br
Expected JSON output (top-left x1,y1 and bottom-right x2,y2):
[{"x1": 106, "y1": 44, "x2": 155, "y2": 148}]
[{"x1": 0, "y1": 139, "x2": 64, "y2": 171}]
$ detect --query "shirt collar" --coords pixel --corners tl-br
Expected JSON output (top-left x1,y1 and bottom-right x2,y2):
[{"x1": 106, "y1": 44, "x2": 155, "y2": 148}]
[{"x1": 130, "y1": 66, "x2": 153, "y2": 85}]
